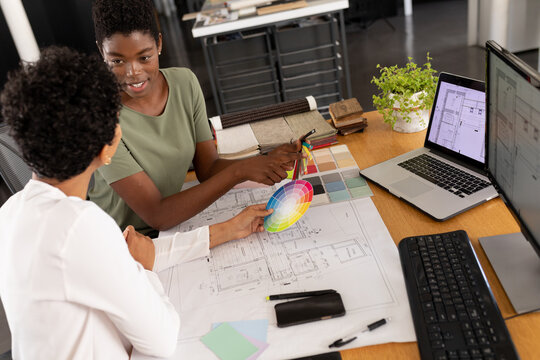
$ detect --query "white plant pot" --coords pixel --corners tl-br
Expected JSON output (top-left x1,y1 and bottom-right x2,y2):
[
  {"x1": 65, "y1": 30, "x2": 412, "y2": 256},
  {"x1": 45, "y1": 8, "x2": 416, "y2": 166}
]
[{"x1": 389, "y1": 91, "x2": 430, "y2": 133}]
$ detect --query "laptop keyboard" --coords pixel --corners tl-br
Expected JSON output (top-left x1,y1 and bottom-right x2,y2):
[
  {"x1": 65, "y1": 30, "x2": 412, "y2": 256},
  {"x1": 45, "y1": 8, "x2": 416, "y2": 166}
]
[{"x1": 398, "y1": 154, "x2": 490, "y2": 198}]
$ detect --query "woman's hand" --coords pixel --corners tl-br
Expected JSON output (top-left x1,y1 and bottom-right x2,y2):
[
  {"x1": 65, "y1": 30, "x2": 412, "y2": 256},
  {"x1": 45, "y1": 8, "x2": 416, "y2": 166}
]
[
  {"x1": 209, "y1": 204, "x2": 272, "y2": 248},
  {"x1": 234, "y1": 141, "x2": 304, "y2": 185},
  {"x1": 123, "y1": 225, "x2": 155, "y2": 271}
]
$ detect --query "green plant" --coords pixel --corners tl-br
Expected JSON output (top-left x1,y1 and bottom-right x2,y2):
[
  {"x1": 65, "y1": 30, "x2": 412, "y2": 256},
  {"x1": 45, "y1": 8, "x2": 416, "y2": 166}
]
[{"x1": 371, "y1": 53, "x2": 438, "y2": 128}]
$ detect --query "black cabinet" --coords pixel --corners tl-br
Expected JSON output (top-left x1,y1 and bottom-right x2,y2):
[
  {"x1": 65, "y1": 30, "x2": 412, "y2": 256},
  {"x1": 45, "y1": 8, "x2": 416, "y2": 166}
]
[
  {"x1": 202, "y1": 11, "x2": 350, "y2": 116},
  {"x1": 275, "y1": 15, "x2": 344, "y2": 114},
  {"x1": 206, "y1": 29, "x2": 281, "y2": 113}
]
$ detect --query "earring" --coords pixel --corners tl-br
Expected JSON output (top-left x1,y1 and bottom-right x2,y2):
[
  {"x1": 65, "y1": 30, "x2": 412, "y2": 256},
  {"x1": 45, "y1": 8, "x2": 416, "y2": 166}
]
[
  {"x1": 105, "y1": 156, "x2": 111, "y2": 166},
  {"x1": 158, "y1": 51, "x2": 161, "y2": 55}
]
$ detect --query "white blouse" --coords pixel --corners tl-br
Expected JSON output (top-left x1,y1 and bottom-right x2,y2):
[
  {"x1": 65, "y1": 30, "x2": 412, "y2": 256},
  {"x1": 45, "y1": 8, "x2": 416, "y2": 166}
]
[{"x1": 0, "y1": 180, "x2": 209, "y2": 359}]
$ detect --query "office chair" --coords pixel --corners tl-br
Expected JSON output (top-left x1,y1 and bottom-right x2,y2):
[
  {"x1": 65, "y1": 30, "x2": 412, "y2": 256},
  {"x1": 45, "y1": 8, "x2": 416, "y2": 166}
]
[
  {"x1": 0, "y1": 124, "x2": 32, "y2": 194},
  {"x1": 0, "y1": 298, "x2": 11, "y2": 358}
]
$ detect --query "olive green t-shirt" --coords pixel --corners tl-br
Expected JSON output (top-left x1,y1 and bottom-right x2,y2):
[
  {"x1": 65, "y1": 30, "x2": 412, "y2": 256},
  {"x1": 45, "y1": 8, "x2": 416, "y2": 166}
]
[{"x1": 88, "y1": 68, "x2": 213, "y2": 235}]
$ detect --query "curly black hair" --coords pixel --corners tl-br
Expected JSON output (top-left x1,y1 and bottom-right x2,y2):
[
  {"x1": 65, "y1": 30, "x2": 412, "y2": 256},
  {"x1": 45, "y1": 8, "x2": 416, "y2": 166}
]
[
  {"x1": 0, "y1": 46, "x2": 121, "y2": 181},
  {"x1": 92, "y1": 0, "x2": 160, "y2": 47}
]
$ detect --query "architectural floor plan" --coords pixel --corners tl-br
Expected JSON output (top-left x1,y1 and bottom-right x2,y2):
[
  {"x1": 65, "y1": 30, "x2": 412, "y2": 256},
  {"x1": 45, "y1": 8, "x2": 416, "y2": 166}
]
[
  {"x1": 491, "y1": 62, "x2": 540, "y2": 234},
  {"x1": 155, "y1": 185, "x2": 415, "y2": 359},
  {"x1": 428, "y1": 81, "x2": 486, "y2": 162},
  {"x1": 162, "y1": 199, "x2": 394, "y2": 312}
]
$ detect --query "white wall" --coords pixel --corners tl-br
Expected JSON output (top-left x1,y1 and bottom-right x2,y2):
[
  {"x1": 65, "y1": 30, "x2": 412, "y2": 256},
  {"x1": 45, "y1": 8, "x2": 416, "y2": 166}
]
[
  {"x1": 0, "y1": 0, "x2": 39, "y2": 62},
  {"x1": 506, "y1": 0, "x2": 540, "y2": 52},
  {"x1": 469, "y1": 0, "x2": 540, "y2": 52}
]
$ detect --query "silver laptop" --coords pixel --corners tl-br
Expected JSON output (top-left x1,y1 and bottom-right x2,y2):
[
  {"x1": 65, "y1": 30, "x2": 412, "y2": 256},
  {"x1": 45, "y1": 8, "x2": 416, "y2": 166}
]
[{"x1": 361, "y1": 72, "x2": 498, "y2": 221}]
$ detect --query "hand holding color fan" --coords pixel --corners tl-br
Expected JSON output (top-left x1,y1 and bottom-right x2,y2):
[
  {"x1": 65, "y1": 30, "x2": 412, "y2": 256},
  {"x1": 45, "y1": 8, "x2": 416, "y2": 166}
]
[{"x1": 264, "y1": 180, "x2": 313, "y2": 232}]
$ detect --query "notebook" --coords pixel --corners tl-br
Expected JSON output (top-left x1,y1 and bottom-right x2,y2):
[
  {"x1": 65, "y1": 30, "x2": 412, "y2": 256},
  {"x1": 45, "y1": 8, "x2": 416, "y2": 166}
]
[{"x1": 360, "y1": 72, "x2": 498, "y2": 221}]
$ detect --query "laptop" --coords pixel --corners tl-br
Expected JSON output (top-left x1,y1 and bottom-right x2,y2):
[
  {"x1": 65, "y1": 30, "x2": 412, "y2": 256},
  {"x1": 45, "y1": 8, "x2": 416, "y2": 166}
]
[{"x1": 360, "y1": 72, "x2": 498, "y2": 221}]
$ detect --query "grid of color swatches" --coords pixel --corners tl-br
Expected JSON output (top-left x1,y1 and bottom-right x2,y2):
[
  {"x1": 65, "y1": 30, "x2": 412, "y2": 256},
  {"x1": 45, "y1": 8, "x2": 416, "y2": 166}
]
[{"x1": 301, "y1": 144, "x2": 373, "y2": 206}]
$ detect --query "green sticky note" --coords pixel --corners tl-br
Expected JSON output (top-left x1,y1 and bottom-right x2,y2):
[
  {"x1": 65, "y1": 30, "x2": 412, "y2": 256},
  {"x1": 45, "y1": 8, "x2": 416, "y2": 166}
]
[{"x1": 201, "y1": 323, "x2": 258, "y2": 360}]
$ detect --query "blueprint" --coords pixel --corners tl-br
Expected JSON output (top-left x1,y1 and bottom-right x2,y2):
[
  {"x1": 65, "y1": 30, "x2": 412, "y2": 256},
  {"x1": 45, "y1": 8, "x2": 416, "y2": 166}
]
[
  {"x1": 161, "y1": 200, "x2": 395, "y2": 316},
  {"x1": 149, "y1": 188, "x2": 415, "y2": 359},
  {"x1": 428, "y1": 82, "x2": 486, "y2": 162}
]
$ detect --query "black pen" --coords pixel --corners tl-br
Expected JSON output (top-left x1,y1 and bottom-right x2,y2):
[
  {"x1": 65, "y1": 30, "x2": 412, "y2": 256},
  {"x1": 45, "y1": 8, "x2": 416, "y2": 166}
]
[
  {"x1": 299, "y1": 128, "x2": 316, "y2": 144},
  {"x1": 265, "y1": 289, "x2": 336, "y2": 301},
  {"x1": 328, "y1": 318, "x2": 390, "y2": 348}
]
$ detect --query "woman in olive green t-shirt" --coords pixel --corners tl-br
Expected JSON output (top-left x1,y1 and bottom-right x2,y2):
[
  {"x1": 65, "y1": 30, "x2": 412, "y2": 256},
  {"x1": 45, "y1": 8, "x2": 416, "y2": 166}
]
[{"x1": 89, "y1": 0, "x2": 303, "y2": 236}]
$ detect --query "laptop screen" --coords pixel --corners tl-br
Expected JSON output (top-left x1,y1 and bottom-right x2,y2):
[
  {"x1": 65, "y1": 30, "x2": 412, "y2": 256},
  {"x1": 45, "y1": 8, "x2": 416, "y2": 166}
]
[{"x1": 424, "y1": 72, "x2": 486, "y2": 168}]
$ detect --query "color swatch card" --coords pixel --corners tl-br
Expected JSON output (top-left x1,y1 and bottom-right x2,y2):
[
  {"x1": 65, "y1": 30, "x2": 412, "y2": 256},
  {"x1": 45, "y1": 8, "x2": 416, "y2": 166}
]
[
  {"x1": 209, "y1": 320, "x2": 269, "y2": 360},
  {"x1": 212, "y1": 319, "x2": 268, "y2": 343},
  {"x1": 201, "y1": 322, "x2": 260, "y2": 360},
  {"x1": 301, "y1": 144, "x2": 372, "y2": 206},
  {"x1": 264, "y1": 180, "x2": 313, "y2": 233}
]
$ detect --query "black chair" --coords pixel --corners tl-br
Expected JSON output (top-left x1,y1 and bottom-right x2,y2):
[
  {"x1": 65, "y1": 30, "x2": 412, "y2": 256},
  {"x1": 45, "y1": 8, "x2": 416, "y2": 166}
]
[
  {"x1": 0, "y1": 124, "x2": 32, "y2": 194},
  {"x1": 0, "y1": 298, "x2": 11, "y2": 359}
]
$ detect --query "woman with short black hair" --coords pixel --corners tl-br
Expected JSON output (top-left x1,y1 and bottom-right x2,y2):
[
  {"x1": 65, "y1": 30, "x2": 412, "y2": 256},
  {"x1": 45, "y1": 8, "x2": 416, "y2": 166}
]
[
  {"x1": 89, "y1": 0, "x2": 303, "y2": 237},
  {"x1": 0, "y1": 46, "x2": 271, "y2": 359}
]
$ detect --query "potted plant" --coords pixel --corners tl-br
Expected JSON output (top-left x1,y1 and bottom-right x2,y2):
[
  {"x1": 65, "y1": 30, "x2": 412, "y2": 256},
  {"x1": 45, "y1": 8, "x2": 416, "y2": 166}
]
[{"x1": 371, "y1": 54, "x2": 438, "y2": 133}]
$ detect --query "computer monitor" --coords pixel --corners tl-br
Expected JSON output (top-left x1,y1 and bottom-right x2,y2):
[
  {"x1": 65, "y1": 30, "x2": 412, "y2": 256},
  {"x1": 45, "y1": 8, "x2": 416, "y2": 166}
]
[{"x1": 481, "y1": 40, "x2": 540, "y2": 314}]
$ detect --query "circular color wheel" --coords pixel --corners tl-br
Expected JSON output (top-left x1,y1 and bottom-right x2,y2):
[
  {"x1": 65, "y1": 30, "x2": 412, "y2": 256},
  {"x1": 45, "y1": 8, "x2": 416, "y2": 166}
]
[{"x1": 264, "y1": 180, "x2": 313, "y2": 233}]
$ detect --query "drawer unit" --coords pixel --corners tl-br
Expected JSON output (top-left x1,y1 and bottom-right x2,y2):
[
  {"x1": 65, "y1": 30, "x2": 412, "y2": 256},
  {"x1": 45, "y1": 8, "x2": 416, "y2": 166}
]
[
  {"x1": 279, "y1": 45, "x2": 337, "y2": 66},
  {"x1": 221, "y1": 81, "x2": 279, "y2": 102},
  {"x1": 224, "y1": 93, "x2": 281, "y2": 113},
  {"x1": 314, "y1": 92, "x2": 342, "y2": 111},
  {"x1": 275, "y1": 16, "x2": 338, "y2": 53},
  {"x1": 275, "y1": 15, "x2": 345, "y2": 111},
  {"x1": 215, "y1": 57, "x2": 272, "y2": 78},
  {"x1": 200, "y1": 11, "x2": 350, "y2": 116},
  {"x1": 207, "y1": 32, "x2": 269, "y2": 64},
  {"x1": 282, "y1": 68, "x2": 340, "y2": 89},
  {"x1": 281, "y1": 56, "x2": 339, "y2": 78},
  {"x1": 284, "y1": 80, "x2": 341, "y2": 99},
  {"x1": 205, "y1": 28, "x2": 281, "y2": 114},
  {"x1": 219, "y1": 69, "x2": 275, "y2": 89}
]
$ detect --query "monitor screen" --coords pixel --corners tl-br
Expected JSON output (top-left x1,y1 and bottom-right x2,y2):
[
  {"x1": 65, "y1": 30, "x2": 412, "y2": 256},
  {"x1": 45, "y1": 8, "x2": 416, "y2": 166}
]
[{"x1": 486, "y1": 40, "x2": 540, "y2": 257}]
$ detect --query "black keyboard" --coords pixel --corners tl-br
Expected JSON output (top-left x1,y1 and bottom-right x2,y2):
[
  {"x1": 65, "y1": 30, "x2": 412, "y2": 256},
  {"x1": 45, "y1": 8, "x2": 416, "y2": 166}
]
[
  {"x1": 399, "y1": 230, "x2": 519, "y2": 360},
  {"x1": 398, "y1": 154, "x2": 491, "y2": 198}
]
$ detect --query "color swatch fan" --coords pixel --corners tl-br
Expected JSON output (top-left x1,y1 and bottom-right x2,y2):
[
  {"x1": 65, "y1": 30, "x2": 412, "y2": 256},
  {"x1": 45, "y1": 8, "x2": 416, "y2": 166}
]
[{"x1": 264, "y1": 180, "x2": 313, "y2": 232}]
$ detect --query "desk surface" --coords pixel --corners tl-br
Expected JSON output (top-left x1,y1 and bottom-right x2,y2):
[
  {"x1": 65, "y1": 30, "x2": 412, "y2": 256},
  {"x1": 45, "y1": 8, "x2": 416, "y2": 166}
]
[
  {"x1": 338, "y1": 110, "x2": 540, "y2": 360},
  {"x1": 192, "y1": 0, "x2": 348, "y2": 38},
  {"x1": 190, "y1": 110, "x2": 539, "y2": 358}
]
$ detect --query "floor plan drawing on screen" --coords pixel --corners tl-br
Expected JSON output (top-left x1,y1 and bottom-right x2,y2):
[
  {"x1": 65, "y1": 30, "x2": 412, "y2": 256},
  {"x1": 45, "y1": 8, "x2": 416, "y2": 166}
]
[
  {"x1": 492, "y1": 64, "x2": 540, "y2": 202},
  {"x1": 428, "y1": 82, "x2": 486, "y2": 161}
]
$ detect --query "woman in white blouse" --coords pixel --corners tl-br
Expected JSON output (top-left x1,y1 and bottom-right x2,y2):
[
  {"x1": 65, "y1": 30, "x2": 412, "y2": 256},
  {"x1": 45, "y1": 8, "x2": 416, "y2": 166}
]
[{"x1": 0, "y1": 46, "x2": 272, "y2": 359}]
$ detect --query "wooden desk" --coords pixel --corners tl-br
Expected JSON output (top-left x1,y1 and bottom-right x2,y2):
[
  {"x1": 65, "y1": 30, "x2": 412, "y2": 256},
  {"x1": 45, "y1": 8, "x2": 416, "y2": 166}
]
[{"x1": 338, "y1": 110, "x2": 540, "y2": 360}]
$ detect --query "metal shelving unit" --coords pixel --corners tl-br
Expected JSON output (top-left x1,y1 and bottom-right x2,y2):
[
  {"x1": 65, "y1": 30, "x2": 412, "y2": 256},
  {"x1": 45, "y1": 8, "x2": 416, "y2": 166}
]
[
  {"x1": 205, "y1": 29, "x2": 281, "y2": 113},
  {"x1": 201, "y1": 10, "x2": 351, "y2": 115}
]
